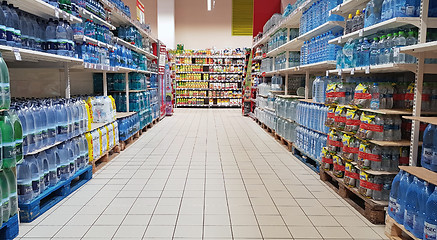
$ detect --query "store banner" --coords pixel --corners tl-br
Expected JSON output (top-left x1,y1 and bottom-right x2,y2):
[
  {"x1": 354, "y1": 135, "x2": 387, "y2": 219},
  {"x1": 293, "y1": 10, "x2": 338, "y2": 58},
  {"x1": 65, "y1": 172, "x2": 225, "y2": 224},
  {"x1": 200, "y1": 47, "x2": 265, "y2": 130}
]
[
  {"x1": 159, "y1": 44, "x2": 166, "y2": 75},
  {"x1": 136, "y1": 0, "x2": 145, "y2": 24}
]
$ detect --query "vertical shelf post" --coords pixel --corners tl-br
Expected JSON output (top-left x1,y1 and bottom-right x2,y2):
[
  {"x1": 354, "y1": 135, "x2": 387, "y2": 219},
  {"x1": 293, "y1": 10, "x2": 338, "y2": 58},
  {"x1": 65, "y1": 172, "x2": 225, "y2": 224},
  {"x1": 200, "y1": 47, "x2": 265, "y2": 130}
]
[
  {"x1": 409, "y1": 0, "x2": 430, "y2": 166},
  {"x1": 285, "y1": 73, "x2": 289, "y2": 95},
  {"x1": 103, "y1": 71, "x2": 108, "y2": 96},
  {"x1": 125, "y1": 72, "x2": 130, "y2": 112},
  {"x1": 305, "y1": 70, "x2": 310, "y2": 99},
  {"x1": 63, "y1": 63, "x2": 71, "y2": 99}
]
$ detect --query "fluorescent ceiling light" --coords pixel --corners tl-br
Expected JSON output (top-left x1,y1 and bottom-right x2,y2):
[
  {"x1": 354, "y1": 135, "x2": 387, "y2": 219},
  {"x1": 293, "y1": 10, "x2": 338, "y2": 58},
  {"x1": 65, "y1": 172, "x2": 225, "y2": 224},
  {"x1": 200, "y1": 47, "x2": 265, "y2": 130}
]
[{"x1": 207, "y1": 0, "x2": 212, "y2": 11}]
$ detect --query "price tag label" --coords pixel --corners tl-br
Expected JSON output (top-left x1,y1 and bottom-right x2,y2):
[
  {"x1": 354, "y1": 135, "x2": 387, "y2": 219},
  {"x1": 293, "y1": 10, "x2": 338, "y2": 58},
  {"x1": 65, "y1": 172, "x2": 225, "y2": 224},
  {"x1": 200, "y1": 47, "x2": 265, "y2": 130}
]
[
  {"x1": 54, "y1": 9, "x2": 60, "y2": 18},
  {"x1": 359, "y1": 29, "x2": 364, "y2": 37},
  {"x1": 326, "y1": 70, "x2": 329, "y2": 77},
  {"x1": 13, "y1": 48, "x2": 21, "y2": 61},
  {"x1": 70, "y1": 15, "x2": 74, "y2": 22},
  {"x1": 338, "y1": 69, "x2": 342, "y2": 76},
  {"x1": 393, "y1": 47, "x2": 400, "y2": 57},
  {"x1": 90, "y1": 14, "x2": 93, "y2": 20},
  {"x1": 365, "y1": 66, "x2": 370, "y2": 74},
  {"x1": 351, "y1": 68, "x2": 355, "y2": 75},
  {"x1": 338, "y1": 37, "x2": 342, "y2": 44}
]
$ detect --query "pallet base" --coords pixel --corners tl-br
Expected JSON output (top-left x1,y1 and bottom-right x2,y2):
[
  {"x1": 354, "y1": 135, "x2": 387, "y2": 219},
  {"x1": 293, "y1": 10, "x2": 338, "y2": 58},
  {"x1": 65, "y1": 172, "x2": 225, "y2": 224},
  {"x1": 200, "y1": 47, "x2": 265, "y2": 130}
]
[
  {"x1": 90, "y1": 145, "x2": 120, "y2": 173},
  {"x1": 320, "y1": 168, "x2": 387, "y2": 225},
  {"x1": 19, "y1": 165, "x2": 93, "y2": 223},
  {"x1": 0, "y1": 214, "x2": 19, "y2": 240},
  {"x1": 274, "y1": 133, "x2": 293, "y2": 152},
  {"x1": 119, "y1": 130, "x2": 141, "y2": 151},
  {"x1": 385, "y1": 215, "x2": 420, "y2": 240},
  {"x1": 292, "y1": 146, "x2": 320, "y2": 173}
]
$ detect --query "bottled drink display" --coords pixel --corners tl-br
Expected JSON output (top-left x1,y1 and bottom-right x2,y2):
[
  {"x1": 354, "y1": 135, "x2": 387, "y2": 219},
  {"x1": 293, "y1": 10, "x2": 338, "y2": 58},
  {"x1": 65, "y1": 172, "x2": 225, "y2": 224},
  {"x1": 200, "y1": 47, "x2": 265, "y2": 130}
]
[
  {"x1": 268, "y1": 29, "x2": 287, "y2": 52},
  {"x1": 87, "y1": 96, "x2": 116, "y2": 123},
  {"x1": 296, "y1": 102, "x2": 329, "y2": 134},
  {"x1": 301, "y1": 31, "x2": 343, "y2": 65},
  {"x1": 299, "y1": 0, "x2": 344, "y2": 35},
  {"x1": 13, "y1": 97, "x2": 90, "y2": 155},
  {"x1": 295, "y1": 126, "x2": 327, "y2": 162},
  {"x1": 117, "y1": 113, "x2": 140, "y2": 141},
  {"x1": 84, "y1": 122, "x2": 117, "y2": 163},
  {"x1": 422, "y1": 124, "x2": 437, "y2": 173},
  {"x1": 337, "y1": 30, "x2": 418, "y2": 69},
  {"x1": 17, "y1": 134, "x2": 89, "y2": 204}
]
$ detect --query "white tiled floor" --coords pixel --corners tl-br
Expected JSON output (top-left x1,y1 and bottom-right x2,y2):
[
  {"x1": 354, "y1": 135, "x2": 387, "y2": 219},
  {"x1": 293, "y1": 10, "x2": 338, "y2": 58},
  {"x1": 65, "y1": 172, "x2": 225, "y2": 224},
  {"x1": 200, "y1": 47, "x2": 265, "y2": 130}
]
[{"x1": 17, "y1": 109, "x2": 388, "y2": 239}]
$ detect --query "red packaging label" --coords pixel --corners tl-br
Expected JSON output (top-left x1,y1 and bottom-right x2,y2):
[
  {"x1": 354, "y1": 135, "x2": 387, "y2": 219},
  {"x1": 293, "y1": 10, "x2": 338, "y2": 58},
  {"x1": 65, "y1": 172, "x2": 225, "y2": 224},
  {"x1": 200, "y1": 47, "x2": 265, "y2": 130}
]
[
  {"x1": 393, "y1": 93, "x2": 405, "y2": 101},
  {"x1": 326, "y1": 92, "x2": 346, "y2": 98},
  {"x1": 360, "y1": 123, "x2": 384, "y2": 132},
  {"x1": 328, "y1": 112, "x2": 335, "y2": 118},
  {"x1": 343, "y1": 146, "x2": 359, "y2": 154},
  {"x1": 328, "y1": 139, "x2": 343, "y2": 147},
  {"x1": 346, "y1": 119, "x2": 361, "y2": 126},
  {"x1": 358, "y1": 152, "x2": 382, "y2": 162},
  {"x1": 420, "y1": 123, "x2": 427, "y2": 131},
  {"x1": 399, "y1": 157, "x2": 409, "y2": 165},
  {"x1": 405, "y1": 93, "x2": 414, "y2": 100},
  {"x1": 422, "y1": 94, "x2": 431, "y2": 101},
  {"x1": 334, "y1": 163, "x2": 345, "y2": 171},
  {"x1": 335, "y1": 116, "x2": 347, "y2": 123},
  {"x1": 360, "y1": 180, "x2": 383, "y2": 191},
  {"x1": 354, "y1": 93, "x2": 372, "y2": 99},
  {"x1": 345, "y1": 171, "x2": 360, "y2": 179},
  {"x1": 322, "y1": 157, "x2": 333, "y2": 164}
]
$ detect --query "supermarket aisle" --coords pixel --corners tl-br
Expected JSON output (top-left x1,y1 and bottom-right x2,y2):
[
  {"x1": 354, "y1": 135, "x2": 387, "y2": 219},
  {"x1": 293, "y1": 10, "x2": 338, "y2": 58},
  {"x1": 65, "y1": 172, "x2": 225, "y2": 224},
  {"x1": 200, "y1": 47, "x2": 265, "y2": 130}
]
[{"x1": 18, "y1": 109, "x2": 387, "y2": 240}]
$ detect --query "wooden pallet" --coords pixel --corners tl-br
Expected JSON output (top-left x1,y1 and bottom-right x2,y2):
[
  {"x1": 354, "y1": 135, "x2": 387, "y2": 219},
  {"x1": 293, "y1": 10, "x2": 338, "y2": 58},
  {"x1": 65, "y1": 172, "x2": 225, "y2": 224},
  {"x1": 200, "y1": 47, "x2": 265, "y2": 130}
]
[
  {"x1": 90, "y1": 145, "x2": 121, "y2": 173},
  {"x1": 119, "y1": 130, "x2": 141, "y2": 151},
  {"x1": 19, "y1": 165, "x2": 93, "y2": 222},
  {"x1": 0, "y1": 214, "x2": 19, "y2": 240},
  {"x1": 385, "y1": 215, "x2": 419, "y2": 240},
  {"x1": 320, "y1": 168, "x2": 387, "y2": 224},
  {"x1": 274, "y1": 133, "x2": 293, "y2": 152}
]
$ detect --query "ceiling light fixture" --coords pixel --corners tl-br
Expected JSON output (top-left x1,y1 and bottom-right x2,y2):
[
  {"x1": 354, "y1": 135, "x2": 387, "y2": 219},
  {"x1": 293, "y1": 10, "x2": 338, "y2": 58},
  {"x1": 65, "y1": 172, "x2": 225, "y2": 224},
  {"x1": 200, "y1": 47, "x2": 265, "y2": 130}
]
[{"x1": 207, "y1": 0, "x2": 212, "y2": 11}]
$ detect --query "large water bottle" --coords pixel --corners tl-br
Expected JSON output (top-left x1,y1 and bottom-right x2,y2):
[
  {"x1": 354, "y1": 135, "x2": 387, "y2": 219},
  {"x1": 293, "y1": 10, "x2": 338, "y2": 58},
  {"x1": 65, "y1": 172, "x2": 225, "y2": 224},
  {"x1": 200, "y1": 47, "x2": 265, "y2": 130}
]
[
  {"x1": 4, "y1": 168, "x2": 16, "y2": 218},
  {"x1": 370, "y1": 83, "x2": 381, "y2": 110},
  {"x1": 46, "y1": 100, "x2": 56, "y2": 146},
  {"x1": 361, "y1": 38, "x2": 371, "y2": 67},
  {"x1": 422, "y1": 124, "x2": 435, "y2": 170},
  {"x1": 39, "y1": 104, "x2": 49, "y2": 147},
  {"x1": 404, "y1": 177, "x2": 421, "y2": 232},
  {"x1": 8, "y1": 5, "x2": 20, "y2": 48},
  {"x1": 1, "y1": 2, "x2": 14, "y2": 47},
  {"x1": 56, "y1": 19, "x2": 68, "y2": 56},
  {"x1": 67, "y1": 142, "x2": 75, "y2": 176},
  {"x1": 430, "y1": 128, "x2": 437, "y2": 172},
  {"x1": 0, "y1": 3, "x2": 6, "y2": 46},
  {"x1": 424, "y1": 188, "x2": 437, "y2": 240},
  {"x1": 16, "y1": 159, "x2": 32, "y2": 204},
  {"x1": 38, "y1": 151, "x2": 50, "y2": 192},
  {"x1": 414, "y1": 181, "x2": 435, "y2": 238},
  {"x1": 64, "y1": 20, "x2": 74, "y2": 57},
  {"x1": 0, "y1": 112, "x2": 14, "y2": 169},
  {"x1": 370, "y1": 37, "x2": 380, "y2": 65},
  {"x1": 396, "y1": 172, "x2": 414, "y2": 224},
  {"x1": 57, "y1": 144, "x2": 70, "y2": 181},
  {"x1": 0, "y1": 170, "x2": 10, "y2": 222},
  {"x1": 388, "y1": 170, "x2": 403, "y2": 218},
  {"x1": 45, "y1": 18, "x2": 57, "y2": 54},
  {"x1": 56, "y1": 101, "x2": 68, "y2": 142},
  {"x1": 19, "y1": 12, "x2": 29, "y2": 49},
  {"x1": 9, "y1": 108, "x2": 23, "y2": 164},
  {"x1": 45, "y1": 148, "x2": 58, "y2": 187},
  {"x1": 0, "y1": 51, "x2": 10, "y2": 110}
]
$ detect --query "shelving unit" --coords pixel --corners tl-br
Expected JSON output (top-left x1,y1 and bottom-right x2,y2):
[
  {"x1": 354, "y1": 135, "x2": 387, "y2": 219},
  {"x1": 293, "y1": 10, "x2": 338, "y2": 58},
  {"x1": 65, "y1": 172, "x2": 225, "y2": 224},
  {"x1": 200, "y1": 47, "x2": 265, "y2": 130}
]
[{"x1": 172, "y1": 53, "x2": 245, "y2": 107}]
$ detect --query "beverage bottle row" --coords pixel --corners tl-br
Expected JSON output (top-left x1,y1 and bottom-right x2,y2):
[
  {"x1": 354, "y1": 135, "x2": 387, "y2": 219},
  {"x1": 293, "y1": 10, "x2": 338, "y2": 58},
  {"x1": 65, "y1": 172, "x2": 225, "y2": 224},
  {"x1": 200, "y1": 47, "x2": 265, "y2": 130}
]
[
  {"x1": 13, "y1": 98, "x2": 89, "y2": 155},
  {"x1": 260, "y1": 58, "x2": 273, "y2": 73},
  {"x1": 107, "y1": 73, "x2": 126, "y2": 91},
  {"x1": 271, "y1": 75, "x2": 283, "y2": 91},
  {"x1": 176, "y1": 98, "x2": 205, "y2": 105},
  {"x1": 300, "y1": 31, "x2": 343, "y2": 65},
  {"x1": 17, "y1": 135, "x2": 88, "y2": 204},
  {"x1": 0, "y1": 53, "x2": 11, "y2": 110},
  {"x1": 117, "y1": 114, "x2": 140, "y2": 141},
  {"x1": 176, "y1": 73, "x2": 207, "y2": 81},
  {"x1": 175, "y1": 65, "x2": 204, "y2": 72},
  {"x1": 276, "y1": 117, "x2": 297, "y2": 143},
  {"x1": 296, "y1": 102, "x2": 330, "y2": 134},
  {"x1": 295, "y1": 126, "x2": 327, "y2": 162},
  {"x1": 107, "y1": 0, "x2": 131, "y2": 17},
  {"x1": 210, "y1": 82, "x2": 238, "y2": 90},
  {"x1": 388, "y1": 170, "x2": 437, "y2": 240},
  {"x1": 312, "y1": 76, "x2": 329, "y2": 104},
  {"x1": 268, "y1": 29, "x2": 287, "y2": 52},
  {"x1": 422, "y1": 124, "x2": 437, "y2": 173},
  {"x1": 0, "y1": 110, "x2": 23, "y2": 169},
  {"x1": 337, "y1": 30, "x2": 417, "y2": 69},
  {"x1": 129, "y1": 73, "x2": 148, "y2": 90},
  {"x1": 73, "y1": 18, "x2": 113, "y2": 44},
  {"x1": 72, "y1": 0, "x2": 106, "y2": 19},
  {"x1": 254, "y1": 108, "x2": 277, "y2": 131},
  {"x1": 274, "y1": 53, "x2": 287, "y2": 70},
  {"x1": 274, "y1": 98, "x2": 298, "y2": 122},
  {"x1": 325, "y1": 79, "x2": 424, "y2": 110},
  {"x1": 299, "y1": 0, "x2": 343, "y2": 35},
  {"x1": 117, "y1": 26, "x2": 143, "y2": 48},
  {"x1": 177, "y1": 81, "x2": 208, "y2": 89},
  {"x1": 288, "y1": 51, "x2": 300, "y2": 68},
  {"x1": 176, "y1": 90, "x2": 207, "y2": 97},
  {"x1": 359, "y1": 172, "x2": 394, "y2": 201}
]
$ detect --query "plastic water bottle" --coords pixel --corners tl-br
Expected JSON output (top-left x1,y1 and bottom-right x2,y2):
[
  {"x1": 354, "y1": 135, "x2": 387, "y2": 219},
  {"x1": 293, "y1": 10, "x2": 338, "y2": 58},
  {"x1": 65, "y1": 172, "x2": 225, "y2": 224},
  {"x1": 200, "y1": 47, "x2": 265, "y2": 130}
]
[
  {"x1": 424, "y1": 188, "x2": 437, "y2": 240},
  {"x1": 17, "y1": 159, "x2": 32, "y2": 204},
  {"x1": 414, "y1": 181, "x2": 435, "y2": 238},
  {"x1": 388, "y1": 170, "x2": 403, "y2": 218},
  {"x1": 396, "y1": 172, "x2": 414, "y2": 224},
  {"x1": 431, "y1": 127, "x2": 437, "y2": 172},
  {"x1": 57, "y1": 144, "x2": 70, "y2": 181},
  {"x1": 56, "y1": 19, "x2": 68, "y2": 56},
  {"x1": 370, "y1": 83, "x2": 381, "y2": 110},
  {"x1": 45, "y1": 148, "x2": 58, "y2": 187},
  {"x1": 0, "y1": 3, "x2": 6, "y2": 46},
  {"x1": 0, "y1": 170, "x2": 10, "y2": 222},
  {"x1": 422, "y1": 125, "x2": 435, "y2": 170},
  {"x1": 9, "y1": 108, "x2": 23, "y2": 164},
  {"x1": 361, "y1": 38, "x2": 371, "y2": 66},
  {"x1": 4, "y1": 168, "x2": 17, "y2": 217},
  {"x1": 1, "y1": 2, "x2": 14, "y2": 47},
  {"x1": 370, "y1": 37, "x2": 379, "y2": 65},
  {"x1": 56, "y1": 101, "x2": 68, "y2": 142},
  {"x1": 8, "y1": 5, "x2": 20, "y2": 48},
  {"x1": 0, "y1": 112, "x2": 15, "y2": 169},
  {"x1": 45, "y1": 18, "x2": 57, "y2": 54},
  {"x1": 404, "y1": 177, "x2": 421, "y2": 232}
]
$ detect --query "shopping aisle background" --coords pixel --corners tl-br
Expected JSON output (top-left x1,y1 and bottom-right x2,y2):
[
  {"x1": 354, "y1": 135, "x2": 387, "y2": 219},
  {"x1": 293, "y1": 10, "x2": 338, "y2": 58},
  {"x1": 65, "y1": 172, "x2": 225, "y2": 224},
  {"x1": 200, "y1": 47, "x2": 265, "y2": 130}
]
[{"x1": 17, "y1": 109, "x2": 387, "y2": 240}]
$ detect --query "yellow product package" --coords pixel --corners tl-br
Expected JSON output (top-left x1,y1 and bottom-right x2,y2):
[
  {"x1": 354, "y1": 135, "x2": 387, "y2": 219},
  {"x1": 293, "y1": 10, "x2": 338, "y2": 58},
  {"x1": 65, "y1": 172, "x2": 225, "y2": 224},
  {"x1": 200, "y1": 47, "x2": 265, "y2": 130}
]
[
  {"x1": 85, "y1": 132, "x2": 93, "y2": 162},
  {"x1": 105, "y1": 125, "x2": 110, "y2": 150},
  {"x1": 97, "y1": 128, "x2": 103, "y2": 157}
]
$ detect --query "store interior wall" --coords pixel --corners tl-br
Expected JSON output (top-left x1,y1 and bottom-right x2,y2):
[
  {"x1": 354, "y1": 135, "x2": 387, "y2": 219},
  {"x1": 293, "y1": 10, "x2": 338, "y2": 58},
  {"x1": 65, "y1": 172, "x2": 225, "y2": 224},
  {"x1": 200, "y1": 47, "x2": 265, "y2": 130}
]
[
  {"x1": 125, "y1": 0, "x2": 158, "y2": 39},
  {"x1": 281, "y1": 0, "x2": 296, "y2": 12},
  {"x1": 174, "y1": 0, "x2": 252, "y2": 49}
]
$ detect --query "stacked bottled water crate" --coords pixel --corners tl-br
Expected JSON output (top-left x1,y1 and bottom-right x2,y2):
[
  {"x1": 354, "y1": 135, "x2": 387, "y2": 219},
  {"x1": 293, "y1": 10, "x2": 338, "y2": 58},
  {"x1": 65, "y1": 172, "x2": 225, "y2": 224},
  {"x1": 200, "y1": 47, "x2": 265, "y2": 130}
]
[
  {"x1": 288, "y1": 51, "x2": 300, "y2": 67},
  {"x1": 254, "y1": 107, "x2": 276, "y2": 131},
  {"x1": 296, "y1": 102, "x2": 330, "y2": 134},
  {"x1": 274, "y1": 53, "x2": 287, "y2": 70},
  {"x1": 268, "y1": 29, "x2": 287, "y2": 52},
  {"x1": 117, "y1": 113, "x2": 140, "y2": 141},
  {"x1": 295, "y1": 126, "x2": 327, "y2": 162},
  {"x1": 85, "y1": 122, "x2": 118, "y2": 162},
  {"x1": 260, "y1": 58, "x2": 273, "y2": 73},
  {"x1": 388, "y1": 170, "x2": 437, "y2": 240},
  {"x1": 274, "y1": 97, "x2": 298, "y2": 143},
  {"x1": 300, "y1": 31, "x2": 343, "y2": 65},
  {"x1": 87, "y1": 96, "x2": 116, "y2": 123},
  {"x1": 299, "y1": 0, "x2": 344, "y2": 35}
]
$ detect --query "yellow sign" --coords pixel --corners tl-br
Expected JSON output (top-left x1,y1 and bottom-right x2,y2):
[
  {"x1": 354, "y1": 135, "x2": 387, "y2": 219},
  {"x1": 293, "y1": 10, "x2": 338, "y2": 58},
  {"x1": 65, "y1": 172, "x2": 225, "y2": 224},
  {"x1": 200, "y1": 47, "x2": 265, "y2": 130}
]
[{"x1": 136, "y1": 0, "x2": 145, "y2": 24}]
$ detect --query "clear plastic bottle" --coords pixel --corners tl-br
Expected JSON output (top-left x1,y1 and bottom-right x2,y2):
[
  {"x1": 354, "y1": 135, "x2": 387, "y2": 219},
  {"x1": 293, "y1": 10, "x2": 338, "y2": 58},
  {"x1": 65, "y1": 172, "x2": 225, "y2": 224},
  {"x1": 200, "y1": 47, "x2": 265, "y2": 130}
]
[
  {"x1": 0, "y1": 170, "x2": 10, "y2": 222},
  {"x1": 370, "y1": 37, "x2": 380, "y2": 65}
]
